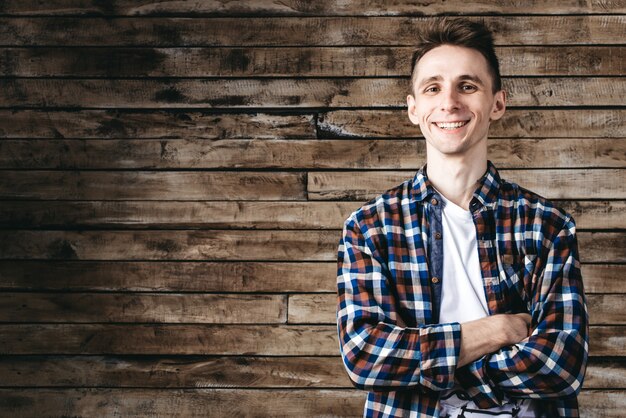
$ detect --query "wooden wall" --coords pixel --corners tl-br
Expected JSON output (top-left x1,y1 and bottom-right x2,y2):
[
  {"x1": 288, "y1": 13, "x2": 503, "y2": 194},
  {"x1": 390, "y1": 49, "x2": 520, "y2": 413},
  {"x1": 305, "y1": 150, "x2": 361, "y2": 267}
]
[{"x1": 0, "y1": 1, "x2": 624, "y2": 416}]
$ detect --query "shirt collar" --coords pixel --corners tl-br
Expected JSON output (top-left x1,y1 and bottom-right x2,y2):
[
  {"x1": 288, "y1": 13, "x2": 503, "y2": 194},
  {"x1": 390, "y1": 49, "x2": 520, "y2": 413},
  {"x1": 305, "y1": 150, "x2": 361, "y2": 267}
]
[{"x1": 410, "y1": 160, "x2": 501, "y2": 208}]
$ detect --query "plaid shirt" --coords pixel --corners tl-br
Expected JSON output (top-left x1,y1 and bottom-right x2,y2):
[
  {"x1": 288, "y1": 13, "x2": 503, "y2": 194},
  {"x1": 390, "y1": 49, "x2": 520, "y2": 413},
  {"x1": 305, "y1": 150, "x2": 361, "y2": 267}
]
[{"x1": 336, "y1": 161, "x2": 589, "y2": 417}]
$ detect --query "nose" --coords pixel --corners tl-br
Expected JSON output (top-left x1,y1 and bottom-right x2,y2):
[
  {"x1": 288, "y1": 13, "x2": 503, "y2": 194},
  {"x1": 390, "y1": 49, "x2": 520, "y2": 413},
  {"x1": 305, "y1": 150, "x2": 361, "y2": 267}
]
[{"x1": 439, "y1": 88, "x2": 460, "y2": 112}]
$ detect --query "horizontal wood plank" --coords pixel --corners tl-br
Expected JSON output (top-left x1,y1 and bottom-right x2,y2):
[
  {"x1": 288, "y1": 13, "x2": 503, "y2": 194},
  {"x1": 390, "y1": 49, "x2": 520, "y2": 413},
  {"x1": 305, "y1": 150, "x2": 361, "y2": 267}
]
[
  {"x1": 289, "y1": 294, "x2": 626, "y2": 325},
  {"x1": 1, "y1": 200, "x2": 623, "y2": 230},
  {"x1": 0, "y1": 171, "x2": 306, "y2": 200},
  {"x1": 0, "y1": 324, "x2": 621, "y2": 356},
  {"x1": 2, "y1": 0, "x2": 624, "y2": 16},
  {"x1": 0, "y1": 17, "x2": 623, "y2": 46},
  {"x1": 0, "y1": 261, "x2": 622, "y2": 294},
  {"x1": 2, "y1": 138, "x2": 624, "y2": 169},
  {"x1": 1, "y1": 78, "x2": 623, "y2": 108},
  {"x1": 2, "y1": 46, "x2": 623, "y2": 77},
  {"x1": 318, "y1": 109, "x2": 626, "y2": 138},
  {"x1": 0, "y1": 355, "x2": 622, "y2": 389},
  {"x1": 307, "y1": 169, "x2": 626, "y2": 200},
  {"x1": 0, "y1": 293, "x2": 287, "y2": 324},
  {"x1": 0, "y1": 261, "x2": 338, "y2": 292},
  {"x1": 0, "y1": 230, "x2": 623, "y2": 262},
  {"x1": 0, "y1": 110, "x2": 316, "y2": 139}
]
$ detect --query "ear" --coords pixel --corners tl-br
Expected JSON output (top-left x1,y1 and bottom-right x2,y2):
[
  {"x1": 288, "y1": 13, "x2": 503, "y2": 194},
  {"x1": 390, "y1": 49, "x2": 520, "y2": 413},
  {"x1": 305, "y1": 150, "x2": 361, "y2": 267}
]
[
  {"x1": 407, "y1": 94, "x2": 420, "y2": 125},
  {"x1": 489, "y1": 90, "x2": 506, "y2": 121}
]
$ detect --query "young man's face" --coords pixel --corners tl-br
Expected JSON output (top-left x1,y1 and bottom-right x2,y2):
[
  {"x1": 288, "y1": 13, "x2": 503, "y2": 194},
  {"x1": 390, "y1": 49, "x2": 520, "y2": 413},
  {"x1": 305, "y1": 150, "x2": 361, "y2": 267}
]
[{"x1": 407, "y1": 45, "x2": 506, "y2": 158}]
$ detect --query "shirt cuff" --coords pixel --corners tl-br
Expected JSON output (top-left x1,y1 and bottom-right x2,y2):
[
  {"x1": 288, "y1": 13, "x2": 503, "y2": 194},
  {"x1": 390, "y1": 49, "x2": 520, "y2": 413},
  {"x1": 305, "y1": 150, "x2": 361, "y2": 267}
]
[{"x1": 418, "y1": 322, "x2": 461, "y2": 391}]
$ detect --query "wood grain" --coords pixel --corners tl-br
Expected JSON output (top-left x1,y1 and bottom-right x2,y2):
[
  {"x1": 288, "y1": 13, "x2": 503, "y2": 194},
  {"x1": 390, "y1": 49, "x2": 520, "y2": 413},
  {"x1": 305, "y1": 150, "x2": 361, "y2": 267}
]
[
  {"x1": 2, "y1": 138, "x2": 624, "y2": 169},
  {"x1": 0, "y1": 293, "x2": 287, "y2": 324},
  {"x1": 2, "y1": 46, "x2": 623, "y2": 77},
  {"x1": 0, "y1": 171, "x2": 306, "y2": 200},
  {"x1": 0, "y1": 261, "x2": 337, "y2": 292},
  {"x1": 582, "y1": 264, "x2": 626, "y2": 294},
  {"x1": 2, "y1": 0, "x2": 624, "y2": 16},
  {"x1": 1, "y1": 200, "x2": 622, "y2": 230},
  {"x1": 307, "y1": 169, "x2": 626, "y2": 200},
  {"x1": 0, "y1": 16, "x2": 623, "y2": 46},
  {"x1": 0, "y1": 355, "x2": 621, "y2": 389},
  {"x1": 318, "y1": 109, "x2": 626, "y2": 138},
  {"x1": 1, "y1": 78, "x2": 623, "y2": 108},
  {"x1": 0, "y1": 324, "x2": 620, "y2": 356},
  {"x1": 0, "y1": 110, "x2": 316, "y2": 139}
]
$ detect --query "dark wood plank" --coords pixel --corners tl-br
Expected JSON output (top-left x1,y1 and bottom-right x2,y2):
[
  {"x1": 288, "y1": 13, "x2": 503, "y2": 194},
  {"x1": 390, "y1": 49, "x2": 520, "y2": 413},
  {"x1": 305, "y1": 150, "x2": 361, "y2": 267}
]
[
  {"x1": 318, "y1": 109, "x2": 626, "y2": 138},
  {"x1": 582, "y1": 264, "x2": 626, "y2": 294},
  {"x1": 2, "y1": 46, "x2": 623, "y2": 77},
  {"x1": 0, "y1": 110, "x2": 316, "y2": 139},
  {"x1": 2, "y1": 0, "x2": 624, "y2": 16},
  {"x1": 0, "y1": 355, "x2": 621, "y2": 389},
  {"x1": 307, "y1": 169, "x2": 626, "y2": 200},
  {"x1": 2, "y1": 138, "x2": 624, "y2": 169},
  {"x1": 0, "y1": 324, "x2": 620, "y2": 355},
  {"x1": 0, "y1": 261, "x2": 337, "y2": 292},
  {"x1": 289, "y1": 294, "x2": 626, "y2": 325},
  {"x1": 1, "y1": 78, "x2": 623, "y2": 108},
  {"x1": 0, "y1": 171, "x2": 306, "y2": 200},
  {"x1": 0, "y1": 17, "x2": 623, "y2": 46},
  {"x1": 0, "y1": 293, "x2": 287, "y2": 324}
]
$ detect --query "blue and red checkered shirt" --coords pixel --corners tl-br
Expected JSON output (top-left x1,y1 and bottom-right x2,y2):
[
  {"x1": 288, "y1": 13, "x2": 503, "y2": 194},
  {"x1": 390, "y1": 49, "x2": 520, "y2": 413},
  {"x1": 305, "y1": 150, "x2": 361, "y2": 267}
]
[{"x1": 336, "y1": 161, "x2": 589, "y2": 417}]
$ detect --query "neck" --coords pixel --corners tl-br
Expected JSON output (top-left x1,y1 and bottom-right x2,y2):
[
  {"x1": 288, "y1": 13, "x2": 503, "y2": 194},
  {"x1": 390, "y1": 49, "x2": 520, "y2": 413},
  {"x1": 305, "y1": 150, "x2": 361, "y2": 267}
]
[{"x1": 426, "y1": 147, "x2": 487, "y2": 210}]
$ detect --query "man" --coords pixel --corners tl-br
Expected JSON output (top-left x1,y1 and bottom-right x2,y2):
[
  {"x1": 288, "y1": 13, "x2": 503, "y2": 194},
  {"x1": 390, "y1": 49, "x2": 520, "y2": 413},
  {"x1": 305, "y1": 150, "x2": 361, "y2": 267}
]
[{"x1": 336, "y1": 18, "x2": 588, "y2": 417}]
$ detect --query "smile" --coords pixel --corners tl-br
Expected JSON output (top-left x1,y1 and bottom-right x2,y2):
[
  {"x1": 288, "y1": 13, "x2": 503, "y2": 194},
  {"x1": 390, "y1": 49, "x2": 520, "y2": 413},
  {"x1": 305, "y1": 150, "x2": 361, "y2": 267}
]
[{"x1": 434, "y1": 121, "x2": 470, "y2": 130}]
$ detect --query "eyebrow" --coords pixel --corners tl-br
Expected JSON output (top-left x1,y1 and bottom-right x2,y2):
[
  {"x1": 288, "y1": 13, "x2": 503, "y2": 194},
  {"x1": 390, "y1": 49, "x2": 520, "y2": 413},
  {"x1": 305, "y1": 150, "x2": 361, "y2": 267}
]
[{"x1": 417, "y1": 74, "x2": 486, "y2": 88}]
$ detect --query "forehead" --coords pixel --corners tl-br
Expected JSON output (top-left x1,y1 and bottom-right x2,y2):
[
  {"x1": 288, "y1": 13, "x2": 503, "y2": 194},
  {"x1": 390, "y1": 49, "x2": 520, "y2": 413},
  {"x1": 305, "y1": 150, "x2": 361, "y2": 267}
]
[{"x1": 414, "y1": 45, "x2": 492, "y2": 84}]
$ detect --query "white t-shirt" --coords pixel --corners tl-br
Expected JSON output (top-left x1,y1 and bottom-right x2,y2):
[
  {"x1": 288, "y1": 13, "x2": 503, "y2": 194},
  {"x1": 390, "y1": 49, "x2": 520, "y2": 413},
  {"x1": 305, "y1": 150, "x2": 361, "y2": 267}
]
[{"x1": 436, "y1": 192, "x2": 540, "y2": 417}]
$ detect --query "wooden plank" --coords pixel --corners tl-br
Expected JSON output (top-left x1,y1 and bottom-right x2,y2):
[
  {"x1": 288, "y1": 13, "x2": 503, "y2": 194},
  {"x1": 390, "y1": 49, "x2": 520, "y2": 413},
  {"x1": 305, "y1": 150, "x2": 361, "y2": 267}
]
[
  {"x1": 0, "y1": 17, "x2": 623, "y2": 46},
  {"x1": 1, "y1": 200, "x2": 622, "y2": 230},
  {"x1": 0, "y1": 230, "x2": 339, "y2": 261},
  {"x1": 0, "y1": 261, "x2": 622, "y2": 294},
  {"x1": 307, "y1": 169, "x2": 626, "y2": 200},
  {"x1": 289, "y1": 294, "x2": 626, "y2": 325},
  {"x1": 0, "y1": 293, "x2": 287, "y2": 324},
  {"x1": 1, "y1": 78, "x2": 623, "y2": 108},
  {"x1": 0, "y1": 261, "x2": 337, "y2": 292},
  {"x1": 318, "y1": 109, "x2": 626, "y2": 138},
  {"x1": 0, "y1": 324, "x2": 621, "y2": 355},
  {"x1": 579, "y1": 390, "x2": 626, "y2": 417},
  {"x1": 2, "y1": 46, "x2": 623, "y2": 77},
  {"x1": 0, "y1": 171, "x2": 306, "y2": 200},
  {"x1": 0, "y1": 355, "x2": 622, "y2": 389},
  {"x1": 0, "y1": 110, "x2": 316, "y2": 139},
  {"x1": 2, "y1": 0, "x2": 624, "y2": 16},
  {"x1": 2, "y1": 138, "x2": 625, "y2": 169}
]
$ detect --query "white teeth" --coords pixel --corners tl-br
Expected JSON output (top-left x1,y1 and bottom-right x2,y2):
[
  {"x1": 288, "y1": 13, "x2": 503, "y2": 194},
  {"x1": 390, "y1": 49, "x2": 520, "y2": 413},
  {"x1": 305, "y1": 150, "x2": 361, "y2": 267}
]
[{"x1": 436, "y1": 121, "x2": 468, "y2": 129}]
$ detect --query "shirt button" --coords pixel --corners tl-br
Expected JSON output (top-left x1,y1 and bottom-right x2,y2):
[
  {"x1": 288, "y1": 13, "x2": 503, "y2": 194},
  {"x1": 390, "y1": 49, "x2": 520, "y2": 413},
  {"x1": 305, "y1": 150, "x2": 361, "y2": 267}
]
[
  {"x1": 431, "y1": 198, "x2": 439, "y2": 205},
  {"x1": 434, "y1": 232, "x2": 442, "y2": 240},
  {"x1": 431, "y1": 277, "x2": 440, "y2": 284}
]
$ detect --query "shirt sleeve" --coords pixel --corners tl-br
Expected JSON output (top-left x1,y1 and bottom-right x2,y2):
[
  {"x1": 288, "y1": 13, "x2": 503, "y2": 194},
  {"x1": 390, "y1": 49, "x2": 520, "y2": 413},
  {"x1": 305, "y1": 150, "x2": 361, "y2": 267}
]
[
  {"x1": 336, "y1": 213, "x2": 462, "y2": 392},
  {"x1": 455, "y1": 216, "x2": 589, "y2": 409}
]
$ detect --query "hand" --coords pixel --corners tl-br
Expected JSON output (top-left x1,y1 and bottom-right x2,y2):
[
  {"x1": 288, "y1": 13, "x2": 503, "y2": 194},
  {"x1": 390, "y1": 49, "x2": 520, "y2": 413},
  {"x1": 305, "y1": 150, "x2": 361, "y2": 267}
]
[{"x1": 503, "y1": 313, "x2": 532, "y2": 345}]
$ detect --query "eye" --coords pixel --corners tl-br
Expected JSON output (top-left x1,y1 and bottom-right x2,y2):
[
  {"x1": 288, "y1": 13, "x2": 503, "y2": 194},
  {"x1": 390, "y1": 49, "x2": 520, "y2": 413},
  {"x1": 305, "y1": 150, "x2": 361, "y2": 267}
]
[
  {"x1": 423, "y1": 86, "x2": 439, "y2": 93},
  {"x1": 460, "y1": 84, "x2": 477, "y2": 92}
]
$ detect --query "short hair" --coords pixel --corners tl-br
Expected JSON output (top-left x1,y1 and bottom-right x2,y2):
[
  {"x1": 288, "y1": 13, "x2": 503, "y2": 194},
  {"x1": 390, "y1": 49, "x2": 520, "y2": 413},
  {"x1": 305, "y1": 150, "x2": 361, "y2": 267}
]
[{"x1": 410, "y1": 18, "x2": 502, "y2": 94}]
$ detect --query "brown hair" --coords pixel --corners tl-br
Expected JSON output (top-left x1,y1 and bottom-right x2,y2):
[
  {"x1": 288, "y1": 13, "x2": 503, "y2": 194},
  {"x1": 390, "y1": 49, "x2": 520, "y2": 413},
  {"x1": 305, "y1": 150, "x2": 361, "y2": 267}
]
[{"x1": 410, "y1": 18, "x2": 502, "y2": 94}]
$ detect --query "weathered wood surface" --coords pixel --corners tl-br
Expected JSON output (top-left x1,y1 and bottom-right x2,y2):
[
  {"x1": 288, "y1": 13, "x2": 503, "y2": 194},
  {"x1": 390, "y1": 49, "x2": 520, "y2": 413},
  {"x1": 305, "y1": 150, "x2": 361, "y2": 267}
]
[
  {"x1": 307, "y1": 169, "x2": 626, "y2": 200},
  {"x1": 0, "y1": 230, "x2": 623, "y2": 263},
  {"x1": 0, "y1": 324, "x2": 621, "y2": 355},
  {"x1": 1, "y1": 200, "x2": 623, "y2": 230},
  {"x1": 0, "y1": 291, "x2": 618, "y2": 324},
  {"x1": 1, "y1": 261, "x2": 621, "y2": 294},
  {"x1": 2, "y1": 46, "x2": 624, "y2": 77},
  {"x1": 0, "y1": 110, "x2": 316, "y2": 139},
  {"x1": 0, "y1": 356, "x2": 622, "y2": 389},
  {"x1": 0, "y1": 293, "x2": 287, "y2": 324},
  {"x1": 2, "y1": 138, "x2": 625, "y2": 169},
  {"x1": 2, "y1": 0, "x2": 624, "y2": 16},
  {"x1": 0, "y1": 171, "x2": 306, "y2": 200},
  {"x1": 318, "y1": 109, "x2": 626, "y2": 138},
  {"x1": 288, "y1": 294, "x2": 626, "y2": 325},
  {"x1": 1, "y1": 78, "x2": 624, "y2": 108},
  {"x1": 0, "y1": 17, "x2": 624, "y2": 46}
]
